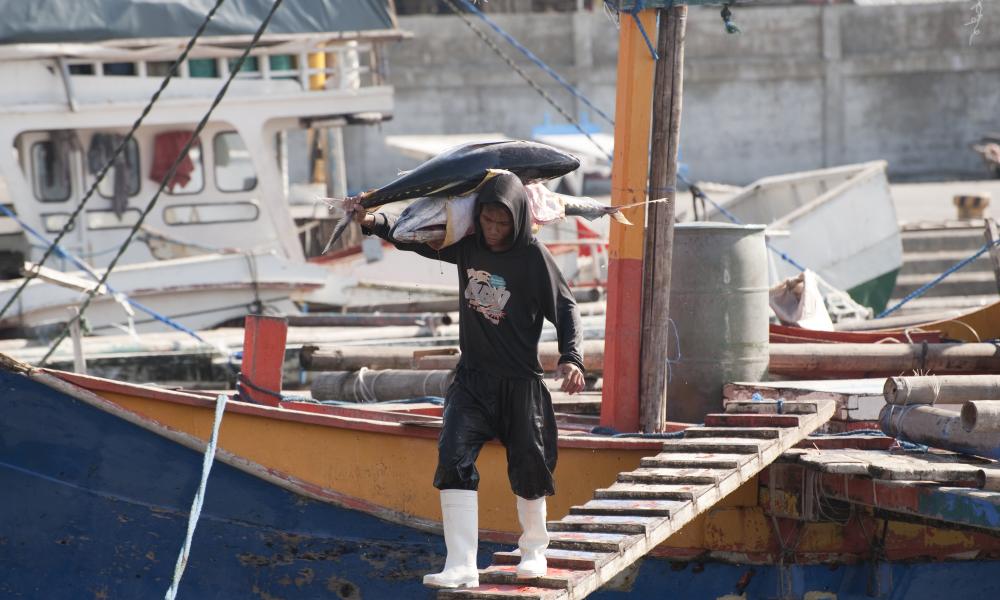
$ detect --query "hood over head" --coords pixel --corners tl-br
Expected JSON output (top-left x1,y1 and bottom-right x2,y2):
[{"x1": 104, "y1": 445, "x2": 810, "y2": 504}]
[{"x1": 474, "y1": 170, "x2": 533, "y2": 252}]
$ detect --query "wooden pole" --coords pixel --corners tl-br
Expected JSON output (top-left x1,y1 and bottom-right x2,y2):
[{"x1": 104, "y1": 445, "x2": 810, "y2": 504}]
[
  {"x1": 239, "y1": 315, "x2": 288, "y2": 406},
  {"x1": 880, "y1": 403, "x2": 1000, "y2": 460},
  {"x1": 770, "y1": 343, "x2": 1000, "y2": 378},
  {"x1": 961, "y1": 401, "x2": 1000, "y2": 433},
  {"x1": 311, "y1": 369, "x2": 454, "y2": 402},
  {"x1": 601, "y1": 8, "x2": 657, "y2": 432},
  {"x1": 639, "y1": 6, "x2": 687, "y2": 433},
  {"x1": 68, "y1": 307, "x2": 86, "y2": 375},
  {"x1": 301, "y1": 340, "x2": 606, "y2": 373},
  {"x1": 985, "y1": 217, "x2": 1000, "y2": 295},
  {"x1": 884, "y1": 375, "x2": 1000, "y2": 406}
]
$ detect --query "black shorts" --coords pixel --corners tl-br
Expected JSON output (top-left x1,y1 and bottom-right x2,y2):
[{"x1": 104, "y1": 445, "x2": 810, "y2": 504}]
[{"x1": 433, "y1": 366, "x2": 558, "y2": 500}]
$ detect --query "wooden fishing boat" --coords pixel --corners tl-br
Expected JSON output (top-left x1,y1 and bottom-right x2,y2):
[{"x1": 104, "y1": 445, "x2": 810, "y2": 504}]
[
  {"x1": 5, "y1": 353, "x2": 1000, "y2": 599},
  {"x1": 875, "y1": 299, "x2": 1000, "y2": 342},
  {"x1": 705, "y1": 161, "x2": 902, "y2": 313}
]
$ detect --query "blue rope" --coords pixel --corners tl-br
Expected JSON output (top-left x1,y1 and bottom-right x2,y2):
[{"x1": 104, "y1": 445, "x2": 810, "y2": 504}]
[
  {"x1": 627, "y1": 0, "x2": 660, "y2": 61},
  {"x1": 0, "y1": 203, "x2": 209, "y2": 344},
  {"x1": 455, "y1": 0, "x2": 615, "y2": 127},
  {"x1": 681, "y1": 174, "x2": 811, "y2": 273},
  {"x1": 877, "y1": 239, "x2": 1000, "y2": 319}
]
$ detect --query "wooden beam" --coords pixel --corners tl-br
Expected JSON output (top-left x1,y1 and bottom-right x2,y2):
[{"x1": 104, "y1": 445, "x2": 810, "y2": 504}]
[
  {"x1": 639, "y1": 6, "x2": 687, "y2": 433},
  {"x1": 601, "y1": 8, "x2": 657, "y2": 433},
  {"x1": 239, "y1": 315, "x2": 288, "y2": 406}
]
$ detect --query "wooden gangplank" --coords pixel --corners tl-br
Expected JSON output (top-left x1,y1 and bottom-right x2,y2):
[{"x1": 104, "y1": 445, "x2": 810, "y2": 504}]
[{"x1": 438, "y1": 399, "x2": 835, "y2": 600}]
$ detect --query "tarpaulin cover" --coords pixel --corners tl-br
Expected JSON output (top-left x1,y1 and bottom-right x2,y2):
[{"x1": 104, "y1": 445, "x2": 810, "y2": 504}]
[{"x1": 0, "y1": 0, "x2": 395, "y2": 45}]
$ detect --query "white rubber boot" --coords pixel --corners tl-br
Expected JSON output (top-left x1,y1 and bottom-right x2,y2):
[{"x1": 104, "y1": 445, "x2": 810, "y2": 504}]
[
  {"x1": 515, "y1": 495, "x2": 549, "y2": 578},
  {"x1": 423, "y1": 490, "x2": 480, "y2": 588}
]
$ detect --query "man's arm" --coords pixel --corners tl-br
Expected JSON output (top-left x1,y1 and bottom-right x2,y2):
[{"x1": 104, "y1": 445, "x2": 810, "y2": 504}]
[
  {"x1": 537, "y1": 245, "x2": 585, "y2": 393},
  {"x1": 358, "y1": 210, "x2": 460, "y2": 265}
]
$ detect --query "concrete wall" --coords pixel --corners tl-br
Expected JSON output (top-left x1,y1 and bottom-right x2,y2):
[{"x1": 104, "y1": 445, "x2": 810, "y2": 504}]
[{"x1": 344, "y1": 3, "x2": 999, "y2": 190}]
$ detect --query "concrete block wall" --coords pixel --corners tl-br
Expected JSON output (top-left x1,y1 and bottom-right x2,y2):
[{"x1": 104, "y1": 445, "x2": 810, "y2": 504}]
[{"x1": 343, "y1": 3, "x2": 999, "y2": 191}]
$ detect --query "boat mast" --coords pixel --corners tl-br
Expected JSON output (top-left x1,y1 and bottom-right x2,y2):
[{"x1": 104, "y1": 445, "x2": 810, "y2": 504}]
[{"x1": 601, "y1": 3, "x2": 689, "y2": 433}]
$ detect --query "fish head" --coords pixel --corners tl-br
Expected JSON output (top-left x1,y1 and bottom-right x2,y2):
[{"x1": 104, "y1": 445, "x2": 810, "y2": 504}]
[{"x1": 390, "y1": 197, "x2": 449, "y2": 244}]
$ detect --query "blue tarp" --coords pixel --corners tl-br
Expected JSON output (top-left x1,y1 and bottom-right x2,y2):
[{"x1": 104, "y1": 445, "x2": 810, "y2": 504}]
[{"x1": 0, "y1": 0, "x2": 396, "y2": 45}]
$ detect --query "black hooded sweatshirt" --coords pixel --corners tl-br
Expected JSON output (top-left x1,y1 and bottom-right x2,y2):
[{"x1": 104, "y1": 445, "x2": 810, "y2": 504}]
[{"x1": 363, "y1": 172, "x2": 584, "y2": 379}]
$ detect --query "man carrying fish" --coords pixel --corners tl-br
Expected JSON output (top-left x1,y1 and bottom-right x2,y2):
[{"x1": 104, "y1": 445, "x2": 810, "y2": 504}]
[{"x1": 346, "y1": 171, "x2": 585, "y2": 589}]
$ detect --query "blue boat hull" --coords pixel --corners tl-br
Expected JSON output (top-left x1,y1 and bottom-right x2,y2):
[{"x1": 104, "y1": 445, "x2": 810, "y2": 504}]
[{"x1": 2, "y1": 368, "x2": 999, "y2": 599}]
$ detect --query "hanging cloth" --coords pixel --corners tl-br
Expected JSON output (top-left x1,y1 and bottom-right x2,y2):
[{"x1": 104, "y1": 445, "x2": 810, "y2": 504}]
[
  {"x1": 87, "y1": 133, "x2": 130, "y2": 218},
  {"x1": 151, "y1": 131, "x2": 198, "y2": 192}
]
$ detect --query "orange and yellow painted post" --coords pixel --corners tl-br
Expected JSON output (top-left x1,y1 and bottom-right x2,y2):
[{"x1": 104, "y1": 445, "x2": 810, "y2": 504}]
[{"x1": 601, "y1": 9, "x2": 658, "y2": 432}]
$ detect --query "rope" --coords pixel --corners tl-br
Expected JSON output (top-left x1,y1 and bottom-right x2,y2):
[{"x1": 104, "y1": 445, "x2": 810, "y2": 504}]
[
  {"x1": 164, "y1": 393, "x2": 228, "y2": 600},
  {"x1": 38, "y1": 0, "x2": 285, "y2": 366},
  {"x1": 876, "y1": 239, "x2": 1000, "y2": 319},
  {"x1": 0, "y1": 203, "x2": 210, "y2": 346},
  {"x1": 353, "y1": 367, "x2": 379, "y2": 403},
  {"x1": 685, "y1": 176, "x2": 813, "y2": 273},
  {"x1": 454, "y1": 0, "x2": 615, "y2": 127},
  {"x1": 441, "y1": 0, "x2": 614, "y2": 164},
  {"x1": 0, "y1": 0, "x2": 228, "y2": 322}
]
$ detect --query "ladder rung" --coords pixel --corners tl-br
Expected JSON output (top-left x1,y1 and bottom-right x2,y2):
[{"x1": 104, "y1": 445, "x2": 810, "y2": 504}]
[
  {"x1": 660, "y1": 438, "x2": 765, "y2": 454},
  {"x1": 594, "y1": 483, "x2": 710, "y2": 501},
  {"x1": 618, "y1": 467, "x2": 725, "y2": 485},
  {"x1": 639, "y1": 453, "x2": 748, "y2": 470},
  {"x1": 569, "y1": 498, "x2": 685, "y2": 517},
  {"x1": 548, "y1": 514, "x2": 659, "y2": 535},
  {"x1": 683, "y1": 427, "x2": 782, "y2": 439},
  {"x1": 493, "y1": 548, "x2": 613, "y2": 571}
]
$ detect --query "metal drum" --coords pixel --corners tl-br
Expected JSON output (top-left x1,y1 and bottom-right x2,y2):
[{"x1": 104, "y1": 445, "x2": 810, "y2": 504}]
[{"x1": 667, "y1": 222, "x2": 769, "y2": 423}]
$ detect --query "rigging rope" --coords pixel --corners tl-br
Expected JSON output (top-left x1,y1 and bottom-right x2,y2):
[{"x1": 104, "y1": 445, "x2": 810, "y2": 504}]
[
  {"x1": 441, "y1": 0, "x2": 614, "y2": 163},
  {"x1": 454, "y1": 0, "x2": 615, "y2": 127},
  {"x1": 0, "y1": 0, "x2": 229, "y2": 322},
  {"x1": 39, "y1": 0, "x2": 286, "y2": 366}
]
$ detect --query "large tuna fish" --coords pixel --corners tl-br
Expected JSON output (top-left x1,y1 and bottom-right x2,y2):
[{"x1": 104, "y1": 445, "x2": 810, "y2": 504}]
[
  {"x1": 321, "y1": 140, "x2": 581, "y2": 252},
  {"x1": 390, "y1": 182, "x2": 631, "y2": 248}
]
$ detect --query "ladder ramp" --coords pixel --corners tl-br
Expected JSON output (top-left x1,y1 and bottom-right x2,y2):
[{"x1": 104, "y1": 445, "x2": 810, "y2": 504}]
[{"x1": 438, "y1": 399, "x2": 835, "y2": 600}]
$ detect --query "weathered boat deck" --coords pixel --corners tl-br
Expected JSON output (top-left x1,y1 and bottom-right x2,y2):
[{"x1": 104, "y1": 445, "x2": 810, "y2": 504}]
[{"x1": 438, "y1": 399, "x2": 836, "y2": 599}]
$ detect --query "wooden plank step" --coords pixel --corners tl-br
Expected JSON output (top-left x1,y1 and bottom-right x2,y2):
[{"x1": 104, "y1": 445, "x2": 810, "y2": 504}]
[
  {"x1": 493, "y1": 548, "x2": 613, "y2": 570},
  {"x1": 547, "y1": 531, "x2": 638, "y2": 553},
  {"x1": 569, "y1": 498, "x2": 685, "y2": 517},
  {"x1": 443, "y1": 399, "x2": 836, "y2": 600},
  {"x1": 547, "y1": 515, "x2": 660, "y2": 535},
  {"x1": 478, "y1": 565, "x2": 591, "y2": 591},
  {"x1": 437, "y1": 583, "x2": 566, "y2": 599},
  {"x1": 724, "y1": 400, "x2": 817, "y2": 414},
  {"x1": 683, "y1": 426, "x2": 782, "y2": 439},
  {"x1": 659, "y1": 438, "x2": 764, "y2": 454},
  {"x1": 594, "y1": 482, "x2": 712, "y2": 501},
  {"x1": 618, "y1": 467, "x2": 724, "y2": 485},
  {"x1": 639, "y1": 452, "x2": 749, "y2": 470},
  {"x1": 703, "y1": 413, "x2": 803, "y2": 428}
]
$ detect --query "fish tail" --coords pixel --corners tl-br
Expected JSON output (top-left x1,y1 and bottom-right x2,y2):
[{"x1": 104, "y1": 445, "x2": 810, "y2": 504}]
[
  {"x1": 609, "y1": 209, "x2": 632, "y2": 226},
  {"x1": 321, "y1": 216, "x2": 351, "y2": 254}
]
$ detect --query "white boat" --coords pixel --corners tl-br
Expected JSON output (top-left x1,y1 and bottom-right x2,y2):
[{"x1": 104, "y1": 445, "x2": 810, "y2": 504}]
[
  {"x1": 0, "y1": 2, "x2": 405, "y2": 335},
  {"x1": 702, "y1": 161, "x2": 903, "y2": 312}
]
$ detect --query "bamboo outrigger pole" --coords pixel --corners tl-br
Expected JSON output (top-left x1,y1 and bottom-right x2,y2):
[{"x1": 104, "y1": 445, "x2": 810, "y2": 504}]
[{"x1": 639, "y1": 6, "x2": 688, "y2": 432}]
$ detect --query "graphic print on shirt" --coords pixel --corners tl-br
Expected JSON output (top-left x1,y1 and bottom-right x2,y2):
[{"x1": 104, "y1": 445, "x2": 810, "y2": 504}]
[{"x1": 465, "y1": 268, "x2": 511, "y2": 325}]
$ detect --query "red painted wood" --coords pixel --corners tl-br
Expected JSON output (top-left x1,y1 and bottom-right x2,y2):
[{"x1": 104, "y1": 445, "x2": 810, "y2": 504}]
[
  {"x1": 601, "y1": 258, "x2": 643, "y2": 432},
  {"x1": 240, "y1": 315, "x2": 288, "y2": 406}
]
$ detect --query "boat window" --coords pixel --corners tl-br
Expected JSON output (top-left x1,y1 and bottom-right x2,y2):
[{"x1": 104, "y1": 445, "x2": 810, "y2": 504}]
[
  {"x1": 147, "y1": 61, "x2": 176, "y2": 77},
  {"x1": 214, "y1": 132, "x2": 257, "y2": 192},
  {"x1": 91, "y1": 136, "x2": 141, "y2": 199},
  {"x1": 269, "y1": 55, "x2": 298, "y2": 80},
  {"x1": 68, "y1": 64, "x2": 95, "y2": 75},
  {"x1": 188, "y1": 59, "x2": 219, "y2": 78},
  {"x1": 150, "y1": 132, "x2": 204, "y2": 196},
  {"x1": 43, "y1": 209, "x2": 142, "y2": 233},
  {"x1": 163, "y1": 202, "x2": 259, "y2": 226},
  {"x1": 31, "y1": 141, "x2": 71, "y2": 202},
  {"x1": 103, "y1": 63, "x2": 136, "y2": 76},
  {"x1": 228, "y1": 56, "x2": 260, "y2": 77}
]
